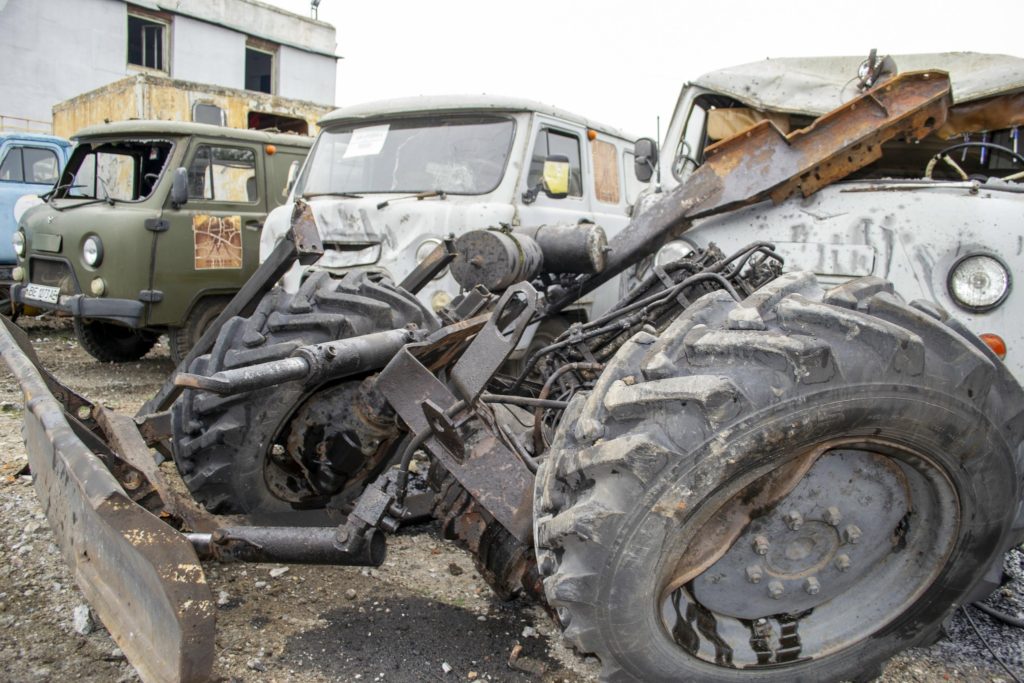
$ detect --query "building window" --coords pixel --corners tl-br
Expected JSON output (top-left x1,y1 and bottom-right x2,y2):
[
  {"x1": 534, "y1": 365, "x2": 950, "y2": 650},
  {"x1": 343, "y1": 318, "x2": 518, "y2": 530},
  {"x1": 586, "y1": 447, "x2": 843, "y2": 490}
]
[
  {"x1": 127, "y1": 13, "x2": 167, "y2": 71},
  {"x1": 193, "y1": 103, "x2": 226, "y2": 126},
  {"x1": 245, "y1": 48, "x2": 274, "y2": 94}
]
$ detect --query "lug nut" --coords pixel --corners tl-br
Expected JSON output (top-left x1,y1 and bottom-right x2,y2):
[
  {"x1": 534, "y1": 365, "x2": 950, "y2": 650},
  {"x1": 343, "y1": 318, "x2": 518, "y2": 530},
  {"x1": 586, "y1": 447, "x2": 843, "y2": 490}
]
[
  {"x1": 745, "y1": 564, "x2": 763, "y2": 584},
  {"x1": 784, "y1": 510, "x2": 804, "y2": 530},
  {"x1": 768, "y1": 581, "x2": 785, "y2": 599},
  {"x1": 752, "y1": 535, "x2": 770, "y2": 555},
  {"x1": 804, "y1": 577, "x2": 821, "y2": 595},
  {"x1": 823, "y1": 507, "x2": 842, "y2": 526},
  {"x1": 844, "y1": 524, "x2": 862, "y2": 544},
  {"x1": 835, "y1": 553, "x2": 851, "y2": 572}
]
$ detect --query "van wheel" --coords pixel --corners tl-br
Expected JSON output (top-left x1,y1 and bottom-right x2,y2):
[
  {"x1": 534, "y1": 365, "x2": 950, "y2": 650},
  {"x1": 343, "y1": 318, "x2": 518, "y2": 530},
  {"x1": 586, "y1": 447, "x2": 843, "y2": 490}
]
[
  {"x1": 74, "y1": 318, "x2": 159, "y2": 362},
  {"x1": 535, "y1": 273, "x2": 1024, "y2": 682},
  {"x1": 169, "y1": 297, "x2": 231, "y2": 366}
]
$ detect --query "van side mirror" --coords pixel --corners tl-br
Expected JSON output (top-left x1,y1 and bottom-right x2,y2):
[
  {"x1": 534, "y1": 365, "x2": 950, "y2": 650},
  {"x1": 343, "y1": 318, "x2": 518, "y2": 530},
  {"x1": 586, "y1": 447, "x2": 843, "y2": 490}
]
[
  {"x1": 634, "y1": 138, "x2": 658, "y2": 182},
  {"x1": 285, "y1": 160, "x2": 300, "y2": 197},
  {"x1": 171, "y1": 167, "x2": 189, "y2": 209}
]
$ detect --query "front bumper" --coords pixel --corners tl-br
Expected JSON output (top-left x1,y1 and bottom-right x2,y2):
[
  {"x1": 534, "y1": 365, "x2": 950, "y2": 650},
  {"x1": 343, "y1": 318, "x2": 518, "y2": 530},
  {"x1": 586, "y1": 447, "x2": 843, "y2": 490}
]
[
  {"x1": 0, "y1": 315, "x2": 214, "y2": 683},
  {"x1": 12, "y1": 284, "x2": 145, "y2": 327}
]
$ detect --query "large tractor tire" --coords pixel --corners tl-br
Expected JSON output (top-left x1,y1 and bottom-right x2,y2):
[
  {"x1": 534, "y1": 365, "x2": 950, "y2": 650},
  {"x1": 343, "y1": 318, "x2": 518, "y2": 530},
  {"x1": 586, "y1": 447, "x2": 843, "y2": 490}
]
[
  {"x1": 171, "y1": 271, "x2": 438, "y2": 524},
  {"x1": 535, "y1": 272, "x2": 1024, "y2": 682},
  {"x1": 74, "y1": 318, "x2": 159, "y2": 362}
]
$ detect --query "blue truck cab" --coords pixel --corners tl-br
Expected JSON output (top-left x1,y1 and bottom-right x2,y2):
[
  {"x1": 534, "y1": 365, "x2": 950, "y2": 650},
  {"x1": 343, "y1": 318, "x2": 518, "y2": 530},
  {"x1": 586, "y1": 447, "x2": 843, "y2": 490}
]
[{"x1": 0, "y1": 133, "x2": 72, "y2": 306}]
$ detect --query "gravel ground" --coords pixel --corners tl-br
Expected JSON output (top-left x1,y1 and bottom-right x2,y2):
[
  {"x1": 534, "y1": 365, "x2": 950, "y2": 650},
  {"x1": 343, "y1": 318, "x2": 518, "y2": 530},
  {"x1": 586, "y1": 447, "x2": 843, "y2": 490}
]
[{"x1": 0, "y1": 317, "x2": 1021, "y2": 683}]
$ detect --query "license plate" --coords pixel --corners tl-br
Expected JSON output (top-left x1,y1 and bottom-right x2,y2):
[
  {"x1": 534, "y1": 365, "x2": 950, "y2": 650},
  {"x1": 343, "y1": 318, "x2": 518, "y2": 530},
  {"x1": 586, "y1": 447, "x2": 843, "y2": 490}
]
[{"x1": 24, "y1": 283, "x2": 60, "y2": 304}]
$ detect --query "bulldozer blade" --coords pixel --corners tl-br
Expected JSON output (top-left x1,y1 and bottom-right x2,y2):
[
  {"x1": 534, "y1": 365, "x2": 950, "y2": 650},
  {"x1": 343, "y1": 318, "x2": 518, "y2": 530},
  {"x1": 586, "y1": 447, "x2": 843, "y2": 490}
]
[{"x1": 0, "y1": 316, "x2": 215, "y2": 683}]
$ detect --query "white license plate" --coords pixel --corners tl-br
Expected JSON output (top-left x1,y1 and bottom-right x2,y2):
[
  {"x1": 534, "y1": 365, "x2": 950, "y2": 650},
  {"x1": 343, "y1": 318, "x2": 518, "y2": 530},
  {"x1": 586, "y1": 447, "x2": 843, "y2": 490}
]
[{"x1": 24, "y1": 283, "x2": 60, "y2": 304}]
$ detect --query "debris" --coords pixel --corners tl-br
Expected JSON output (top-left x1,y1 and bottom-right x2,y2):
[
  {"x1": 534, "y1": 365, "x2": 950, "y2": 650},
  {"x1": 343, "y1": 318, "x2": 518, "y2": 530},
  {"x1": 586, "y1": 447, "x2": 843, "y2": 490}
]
[
  {"x1": 246, "y1": 658, "x2": 266, "y2": 672},
  {"x1": 254, "y1": 580, "x2": 267, "y2": 589},
  {"x1": 467, "y1": 672, "x2": 478, "y2": 681},
  {"x1": 448, "y1": 563, "x2": 464, "y2": 576},
  {"x1": 521, "y1": 625, "x2": 538, "y2": 638},
  {"x1": 442, "y1": 662, "x2": 453, "y2": 674},
  {"x1": 217, "y1": 591, "x2": 230, "y2": 607},
  {"x1": 508, "y1": 642, "x2": 547, "y2": 676},
  {"x1": 345, "y1": 588, "x2": 357, "y2": 600},
  {"x1": 72, "y1": 604, "x2": 94, "y2": 635},
  {"x1": 269, "y1": 567, "x2": 289, "y2": 578}
]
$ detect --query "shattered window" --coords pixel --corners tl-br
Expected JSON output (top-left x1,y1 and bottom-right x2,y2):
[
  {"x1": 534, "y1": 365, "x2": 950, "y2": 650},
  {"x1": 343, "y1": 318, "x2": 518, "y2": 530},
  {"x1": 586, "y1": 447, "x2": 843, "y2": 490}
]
[
  {"x1": 299, "y1": 115, "x2": 516, "y2": 196},
  {"x1": 59, "y1": 139, "x2": 173, "y2": 202},
  {"x1": 527, "y1": 128, "x2": 582, "y2": 197},
  {"x1": 127, "y1": 15, "x2": 167, "y2": 71},
  {"x1": 188, "y1": 145, "x2": 258, "y2": 203}
]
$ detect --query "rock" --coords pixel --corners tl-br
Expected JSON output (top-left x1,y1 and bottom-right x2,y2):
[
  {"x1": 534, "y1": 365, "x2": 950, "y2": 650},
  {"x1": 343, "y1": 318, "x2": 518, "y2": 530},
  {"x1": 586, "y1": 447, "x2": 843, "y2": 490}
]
[
  {"x1": 441, "y1": 662, "x2": 453, "y2": 674},
  {"x1": 448, "y1": 563, "x2": 464, "y2": 576},
  {"x1": 247, "y1": 658, "x2": 266, "y2": 672},
  {"x1": 521, "y1": 626, "x2": 538, "y2": 638},
  {"x1": 254, "y1": 580, "x2": 267, "y2": 589},
  {"x1": 467, "y1": 672, "x2": 478, "y2": 681},
  {"x1": 72, "y1": 604, "x2": 94, "y2": 635},
  {"x1": 217, "y1": 591, "x2": 230, "y2": 607},
  {"x1": 345, "y1": 588, "x2": 357, "y2": 600},
  {"x1": 110, "y1": 648, "x2": 124, "y2": 660},
  {"x1": 269, "y1": 567, "x2": 289, "y2": 578}
]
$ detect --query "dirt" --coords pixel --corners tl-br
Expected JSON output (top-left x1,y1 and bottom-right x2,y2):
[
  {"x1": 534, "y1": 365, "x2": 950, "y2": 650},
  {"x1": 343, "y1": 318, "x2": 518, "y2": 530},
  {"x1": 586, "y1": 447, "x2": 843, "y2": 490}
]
[{"x1": 0, "y1": 317, "x2": 1021, "y2": 683}]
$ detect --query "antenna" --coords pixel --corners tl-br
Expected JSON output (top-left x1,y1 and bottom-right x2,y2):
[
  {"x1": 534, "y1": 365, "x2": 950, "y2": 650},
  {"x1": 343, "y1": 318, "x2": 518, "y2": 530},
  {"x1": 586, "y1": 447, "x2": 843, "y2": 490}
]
[
  {"x1": 311, "y1": 0, "x2": 321, "y2": 19},
  {"x1": 656, "y1": 115, "x2": 662, "y2": 187}
]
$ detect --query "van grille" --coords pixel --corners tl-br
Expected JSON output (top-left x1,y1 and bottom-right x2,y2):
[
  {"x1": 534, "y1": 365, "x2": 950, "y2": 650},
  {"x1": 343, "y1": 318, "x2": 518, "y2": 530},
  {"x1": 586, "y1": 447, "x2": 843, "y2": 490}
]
[{"x1": 30, "y1": 258, "x2": 79, "y2": 295}]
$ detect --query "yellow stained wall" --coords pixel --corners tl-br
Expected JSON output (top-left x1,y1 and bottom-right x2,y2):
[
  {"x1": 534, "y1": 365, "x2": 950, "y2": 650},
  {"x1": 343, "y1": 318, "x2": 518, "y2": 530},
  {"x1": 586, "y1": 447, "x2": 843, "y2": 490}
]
[{"x1": 53, "y1": 74, "x2": 331, "y2": 138}]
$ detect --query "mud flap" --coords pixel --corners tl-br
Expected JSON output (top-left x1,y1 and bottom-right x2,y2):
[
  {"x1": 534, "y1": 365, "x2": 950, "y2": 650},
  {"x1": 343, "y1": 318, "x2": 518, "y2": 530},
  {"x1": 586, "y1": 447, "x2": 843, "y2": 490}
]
[{"x1": 0, "y1": 317, "x2": 214, "y2": 683}]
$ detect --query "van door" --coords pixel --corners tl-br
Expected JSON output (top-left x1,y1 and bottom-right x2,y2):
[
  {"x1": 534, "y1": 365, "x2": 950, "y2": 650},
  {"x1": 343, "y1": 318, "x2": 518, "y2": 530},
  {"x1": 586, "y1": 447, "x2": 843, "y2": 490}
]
[
  {"x1": 0, "y1": 141, "x2": 64, "y2": 265},
  {"x1": 517, "y1": 115, "x2": 592, "y2": 230},
  {"x1": 149, "y1": 139, "x2": 268, "y2": 327}
]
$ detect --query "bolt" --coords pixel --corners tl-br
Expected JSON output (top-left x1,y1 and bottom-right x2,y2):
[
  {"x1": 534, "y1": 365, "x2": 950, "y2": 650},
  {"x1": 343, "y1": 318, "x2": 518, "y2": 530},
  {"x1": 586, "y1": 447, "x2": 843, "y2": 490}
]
[
  {"x1": 823, "y1": 506, "x2": 842, "y2": 526},
  {"x1": 121, "y1": 470, "x2": 142, "y2": 491},
  {"x1": 804, "y1": 577, "x2": 821, "y2": 595},
  {"x1": 844, "y1": 524, "x2": 862, "y2": 544},
  {"x1": 784, "y1": 510, "x2": 804, "y2": 530},
  {"x1": 752, "y1": 535, "x2": 770, "y2": 555},
  {"x1": 835, "y1": 553, "x2": 851, "y2": 572},
  {"x1": 745, "y1": 564, "x2": 763, "y2": 584},
  {"x1": 768, "y1": 581, "x2": 785, "y2": 599}
]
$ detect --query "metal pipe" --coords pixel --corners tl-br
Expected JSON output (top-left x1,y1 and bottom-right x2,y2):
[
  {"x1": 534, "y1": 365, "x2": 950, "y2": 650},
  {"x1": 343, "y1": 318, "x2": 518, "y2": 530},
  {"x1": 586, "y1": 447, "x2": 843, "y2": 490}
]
[
  {"x1": 533, "y1": 362, "x2": 603, "y2": 452},
  {"x1": 186, "y1": 526, "x2": 386, "y2": 566},
  {"x1": 480, "y1": 392, "x2": 568, "y2": 409}
]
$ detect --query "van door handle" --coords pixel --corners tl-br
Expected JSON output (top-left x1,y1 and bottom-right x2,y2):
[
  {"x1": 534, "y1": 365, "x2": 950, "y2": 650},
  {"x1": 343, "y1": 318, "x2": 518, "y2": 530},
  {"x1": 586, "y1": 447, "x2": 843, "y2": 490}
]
[{"x1": 245, "y1": 220, "x2": 262, "y2": 230}]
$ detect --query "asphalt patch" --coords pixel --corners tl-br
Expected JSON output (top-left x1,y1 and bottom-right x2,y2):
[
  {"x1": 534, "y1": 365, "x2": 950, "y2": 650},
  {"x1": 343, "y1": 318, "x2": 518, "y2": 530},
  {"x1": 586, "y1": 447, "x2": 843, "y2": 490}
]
[{"x1": 282, "y1": 595, "x2": 571, "y2": 681}]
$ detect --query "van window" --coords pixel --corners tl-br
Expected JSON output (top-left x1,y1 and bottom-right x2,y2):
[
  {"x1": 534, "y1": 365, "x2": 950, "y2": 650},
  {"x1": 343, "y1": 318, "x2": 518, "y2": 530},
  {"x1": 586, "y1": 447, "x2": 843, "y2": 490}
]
[
  {"x1": 63, "y1": 140, "x2": 172, "y2": 201},
  {"x1": 591, "y1": 139, "x2": 620, "y2": 204},
  {"x1": 188, "y1": 146, "x2": 258, "y2": 203},
  {"x1": 0, "y1": 147, "x2": 59, "y2": 184},
  {"x1": 527, "y1": 128, "x2": 582, "y2": 197}
]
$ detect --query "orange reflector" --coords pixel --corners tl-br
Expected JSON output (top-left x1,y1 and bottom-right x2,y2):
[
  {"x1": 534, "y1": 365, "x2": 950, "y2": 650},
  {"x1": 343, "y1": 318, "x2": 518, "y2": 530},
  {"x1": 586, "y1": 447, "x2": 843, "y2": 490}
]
[
  {"x1": 265, "y1": 144, "x2": 277, "y2": 155},
  {"x1": 980, "y1": 333, "x2": 1006, "y2": 359},
  {"x1": 587, "y1": 129, "x2": 597, "y2": 141}
]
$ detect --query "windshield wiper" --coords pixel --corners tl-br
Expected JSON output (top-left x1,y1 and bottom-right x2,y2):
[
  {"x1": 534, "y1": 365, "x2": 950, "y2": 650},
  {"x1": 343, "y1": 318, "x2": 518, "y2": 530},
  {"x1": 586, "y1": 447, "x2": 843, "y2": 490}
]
[
  {"x1": 301, "y1": 191, "x2": 364, "y2": 200},
  {"x1": 376, "y1": 190, "x2": 447, "y2": 210}
]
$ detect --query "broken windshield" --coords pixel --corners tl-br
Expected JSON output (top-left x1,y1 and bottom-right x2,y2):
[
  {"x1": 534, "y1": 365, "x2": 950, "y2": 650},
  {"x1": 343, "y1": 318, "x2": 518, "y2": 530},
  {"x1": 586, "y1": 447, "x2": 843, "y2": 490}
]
[
  {"x1": 56, "y1": 139, "x2": 174, "y2": 203},
  {"x1": 298, "y1": 114, "x2": 516, "y2": 196}
]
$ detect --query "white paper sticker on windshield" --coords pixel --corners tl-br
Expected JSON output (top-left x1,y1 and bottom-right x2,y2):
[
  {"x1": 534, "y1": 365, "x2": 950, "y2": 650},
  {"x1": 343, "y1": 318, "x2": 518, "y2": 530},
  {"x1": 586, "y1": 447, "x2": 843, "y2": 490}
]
[{"x1": 343, "y1": 124, "x2": 390, "y2": 158}]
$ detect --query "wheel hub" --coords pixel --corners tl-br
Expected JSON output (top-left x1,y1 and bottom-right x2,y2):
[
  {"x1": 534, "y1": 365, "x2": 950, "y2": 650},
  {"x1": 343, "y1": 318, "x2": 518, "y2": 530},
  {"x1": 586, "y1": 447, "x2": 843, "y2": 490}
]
[{"x1": 691, "y1": 449, "x2": 909, "y2": 618}]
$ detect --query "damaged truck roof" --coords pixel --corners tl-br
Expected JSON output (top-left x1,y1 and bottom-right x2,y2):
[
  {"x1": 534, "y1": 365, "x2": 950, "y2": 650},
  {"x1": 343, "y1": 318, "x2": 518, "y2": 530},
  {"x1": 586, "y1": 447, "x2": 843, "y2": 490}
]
[{"x1": 693, "y1": 52, "x2": 1024, "y2": 115}]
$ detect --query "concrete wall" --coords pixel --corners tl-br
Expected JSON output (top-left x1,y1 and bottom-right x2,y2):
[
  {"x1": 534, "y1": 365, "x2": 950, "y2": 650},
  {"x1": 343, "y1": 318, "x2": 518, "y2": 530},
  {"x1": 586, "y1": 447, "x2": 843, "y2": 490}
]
[
  {"x1": 0, "y1": 0, "x2": 128, "y2": 127},
  {"x1": 168, "y1": 0, "x2": 336, "y2": 56},
  {"x1": 278, "y1": 46, "x2": 336, "y2": 104},
  {"x1": 171, "y1": 15, "x2": 245, "y2": 89}
]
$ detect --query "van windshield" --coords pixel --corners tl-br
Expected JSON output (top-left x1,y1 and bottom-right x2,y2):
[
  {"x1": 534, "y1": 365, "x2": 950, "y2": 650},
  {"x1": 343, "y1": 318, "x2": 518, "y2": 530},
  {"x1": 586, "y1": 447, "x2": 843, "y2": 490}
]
[
  {"x1": 298, "y1": 115, "x2": 515, "y2": 196},
  {"x1": 57, "y1": 139, "x2": 174, "y2": 202}
]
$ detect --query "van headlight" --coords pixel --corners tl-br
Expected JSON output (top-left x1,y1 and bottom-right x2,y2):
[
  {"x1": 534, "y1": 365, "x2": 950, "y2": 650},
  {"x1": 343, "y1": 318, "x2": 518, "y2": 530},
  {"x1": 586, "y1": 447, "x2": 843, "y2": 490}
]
[
  {"x1": 12, "y1": 231, "x2": 25, "y2": 257},
  {"x1": 654, "y1": 240, "x2": 696, "y2": 269},
  {"x1": 83, "y1": 236, "x2": 103, "y2": 267},
  {"x1": 947, "y1": 254, "x2": 1010, "y2": 312},
  {"x1": 415, "y1": 238, "x2": 447, "y2": 280}
]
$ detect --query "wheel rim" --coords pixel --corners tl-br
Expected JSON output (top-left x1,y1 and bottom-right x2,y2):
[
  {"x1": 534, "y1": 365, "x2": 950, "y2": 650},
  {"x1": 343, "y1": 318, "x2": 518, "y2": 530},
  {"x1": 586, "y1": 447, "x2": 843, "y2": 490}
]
[{"x1": 660, "y1": 440, "x2": 959, "y2": 668}]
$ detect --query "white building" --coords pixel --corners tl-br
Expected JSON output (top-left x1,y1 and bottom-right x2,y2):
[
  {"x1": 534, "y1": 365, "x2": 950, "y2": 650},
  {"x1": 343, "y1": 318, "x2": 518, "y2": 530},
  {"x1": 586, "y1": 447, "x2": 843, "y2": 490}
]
[{"x1": 0, "y1": 0, "x2": 338, "y2": 133}]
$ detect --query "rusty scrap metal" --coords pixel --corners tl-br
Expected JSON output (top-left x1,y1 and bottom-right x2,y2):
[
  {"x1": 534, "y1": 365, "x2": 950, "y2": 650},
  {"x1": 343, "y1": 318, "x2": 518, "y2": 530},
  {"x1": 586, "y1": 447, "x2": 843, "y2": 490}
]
[
  {"x1": 550, "y1": 71, "x2": 952, "y2": 312},
  {"x1": 187, "y1": 526, "x2": 386, "y2": 566},
  {"x1": 0, "y1": 316, "x2": 215, "y2": 683}
]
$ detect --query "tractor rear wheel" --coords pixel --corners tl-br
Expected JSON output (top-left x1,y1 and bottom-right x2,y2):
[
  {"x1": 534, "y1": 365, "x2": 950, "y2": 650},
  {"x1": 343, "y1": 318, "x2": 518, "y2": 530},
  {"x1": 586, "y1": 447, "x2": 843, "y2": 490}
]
[{"x1": 535, "y1": 273, "x2": 1024, "y2": 682}]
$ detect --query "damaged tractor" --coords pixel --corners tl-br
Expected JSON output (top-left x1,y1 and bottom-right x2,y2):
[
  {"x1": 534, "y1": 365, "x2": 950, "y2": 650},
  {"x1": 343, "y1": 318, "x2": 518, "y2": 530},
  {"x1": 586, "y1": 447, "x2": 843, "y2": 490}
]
[{"x1": 1, "y1": 65, "x2": 1022, "y2": 683}]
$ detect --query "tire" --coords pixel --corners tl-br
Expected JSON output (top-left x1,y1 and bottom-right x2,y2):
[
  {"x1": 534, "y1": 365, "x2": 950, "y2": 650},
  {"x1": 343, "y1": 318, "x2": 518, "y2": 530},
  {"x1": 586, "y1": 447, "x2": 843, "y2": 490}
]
[
  {"x1": 535, "y1": 272, "x2": 1024, "y2": 682},
  {"x1": 169, "y1": 296, "x2": 232, "y2": 365},
  {"x1": 74, "y1": 318, "x2": 159, "y2": 362},
  {"x1": 171, "y1": 271, "x2": 438, "y2": 523}
]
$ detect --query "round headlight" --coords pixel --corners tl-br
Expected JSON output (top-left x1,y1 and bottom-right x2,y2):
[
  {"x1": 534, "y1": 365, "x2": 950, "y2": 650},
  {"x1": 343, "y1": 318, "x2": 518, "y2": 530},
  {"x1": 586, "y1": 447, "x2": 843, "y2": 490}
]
[
  {"x1": 11, "y1": 231, "x2": 25, "y2": 257},
  {"x1": 654, "y1": 240, "x2": 696, "y2": 269},
  {"x1": 415, "y1": 238, "x2": 447, "y2": 280},
  {"x1": 948, "y1": 254, "x2": 1010, "y2": 312},
  {"x1": 83, "y1": 236, "x2": 103, "y2": 267}
]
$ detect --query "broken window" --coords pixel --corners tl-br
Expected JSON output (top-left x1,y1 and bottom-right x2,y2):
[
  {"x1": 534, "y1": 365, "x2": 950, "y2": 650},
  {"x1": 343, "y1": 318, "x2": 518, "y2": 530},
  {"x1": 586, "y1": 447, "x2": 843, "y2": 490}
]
[
  {"x1": 188, "y1": 145, "x2": 258, "y2": 203},
  {"x1": 60, "y1": 140, "x2": 173, "y2": 202},
  {"x1": 245, "y1": 48, "x2": 274, "y2": 94},
  {"x1": 591, "y1": 139, "x2": 620, "y2": 204},
  {"x1": 127, "y1": 14, "x2": 167, "y2": 71},
  {"x1": 193, "y1": 103, "x2": 226, "y2": 126},
  {"x1": 247, "y1": 111, "x2": 308, "y2": 135},
  {"x1": 527, "y1": 128, "x2": 582, "y2": 197}
]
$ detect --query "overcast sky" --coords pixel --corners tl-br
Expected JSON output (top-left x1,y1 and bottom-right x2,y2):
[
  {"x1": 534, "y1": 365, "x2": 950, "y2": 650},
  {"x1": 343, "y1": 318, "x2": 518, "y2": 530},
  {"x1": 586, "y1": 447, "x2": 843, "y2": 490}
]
[{"x1": 265, "y1": 0, "x2": 1023, "y2": 137}]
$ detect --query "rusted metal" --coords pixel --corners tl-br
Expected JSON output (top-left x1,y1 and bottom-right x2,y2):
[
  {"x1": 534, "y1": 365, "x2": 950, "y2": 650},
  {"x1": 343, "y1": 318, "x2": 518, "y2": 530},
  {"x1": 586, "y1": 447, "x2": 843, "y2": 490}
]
[
  {"x1": 450, "y1": 230, "x2": 544, "y2": 291},
  {"x1": 0, "y1": 315, "x2": 215, "y2": 683},
  {"x1": 187, "y1": 526, "x2": 386, "y2": 566},
  {"x1": 550, "y1": 71, "x2": 952, "y2": 312}
]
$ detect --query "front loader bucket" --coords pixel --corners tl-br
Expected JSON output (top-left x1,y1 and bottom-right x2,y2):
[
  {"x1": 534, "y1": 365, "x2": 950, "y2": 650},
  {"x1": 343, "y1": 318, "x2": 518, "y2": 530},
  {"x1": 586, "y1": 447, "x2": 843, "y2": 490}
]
[{"x1": 0, "y1": 316, "x2": 214, "y2": 683}]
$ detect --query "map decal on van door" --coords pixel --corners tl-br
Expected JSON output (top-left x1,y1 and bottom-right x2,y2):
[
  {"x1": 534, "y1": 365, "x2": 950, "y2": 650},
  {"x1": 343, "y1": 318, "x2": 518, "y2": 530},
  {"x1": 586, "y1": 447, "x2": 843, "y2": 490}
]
[{"x1": 193, "y1": 214, "x2": 243, "y2": 269}]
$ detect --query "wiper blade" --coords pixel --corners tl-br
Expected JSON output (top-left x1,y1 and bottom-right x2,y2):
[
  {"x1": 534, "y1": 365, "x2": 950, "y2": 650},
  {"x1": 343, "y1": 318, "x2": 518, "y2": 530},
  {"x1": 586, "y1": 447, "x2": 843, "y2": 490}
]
[
  {"x1": 301, "y1": 191, "x2": 364, "y2": 199},
  {"x1": 376, "y1": 190, "x2": 447, "y2": 210},
  {"x1": 54, "y1": 197, "x2": 109, "y2": 212}
]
